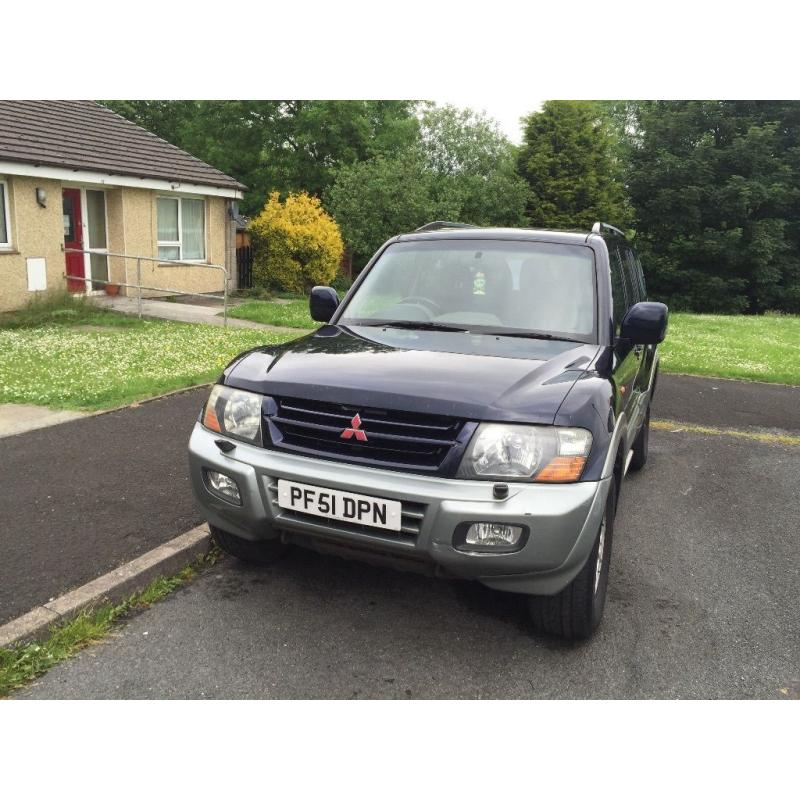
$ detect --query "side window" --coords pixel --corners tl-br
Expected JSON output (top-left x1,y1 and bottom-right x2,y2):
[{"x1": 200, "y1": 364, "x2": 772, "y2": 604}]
[
  {"x1": 608, "y1": 245, "x2": 629, "y2": 331},
  {"x1": 157, "y1": 196, "x2": 206, "y2": 261},
  {"x1": 632, "y1": 250, "x2": 647, "y2": 300},
  {"x1": 621, "y1": 245, "x2": 643, "y2": 305}
]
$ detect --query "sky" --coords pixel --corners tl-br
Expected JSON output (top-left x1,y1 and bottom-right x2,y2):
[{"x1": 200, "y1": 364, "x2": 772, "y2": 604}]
[{"x1": 434, "y1": 97, "x2": 544, "y2": 143}]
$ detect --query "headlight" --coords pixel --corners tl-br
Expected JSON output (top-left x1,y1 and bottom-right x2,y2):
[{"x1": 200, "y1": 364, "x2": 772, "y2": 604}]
[
  {"x1": 202, "y1": 385, "x2": 263, "y2": 445},
  {"x1": 457, "y1": 423, "x2": 591, "y2": 482}
]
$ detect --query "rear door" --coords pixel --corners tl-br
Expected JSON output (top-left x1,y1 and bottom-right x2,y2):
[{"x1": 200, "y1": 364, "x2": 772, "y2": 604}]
[
  {"x1": 617, "y1": 242, "x2": 647, "y2": 438},
  {"x1": 626, "y1": 247, "x2": 654, "y2": 395},
  {"x1": 62, "y1": 188, "x2": 85, "y2": 292},
  {"x1": 608, "y1": 242, "x2": 642, "y2": 437}
]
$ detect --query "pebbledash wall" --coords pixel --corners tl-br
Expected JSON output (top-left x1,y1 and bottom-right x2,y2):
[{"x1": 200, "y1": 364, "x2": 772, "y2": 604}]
[{"x1": 0, "y1": 173, "x2": 236, "y2": 313}]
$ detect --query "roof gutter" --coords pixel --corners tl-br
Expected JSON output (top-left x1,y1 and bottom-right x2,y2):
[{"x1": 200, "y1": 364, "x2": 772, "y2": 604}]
[{"x1": 0, "y1": 161, "x2": 244, "y2": 200}]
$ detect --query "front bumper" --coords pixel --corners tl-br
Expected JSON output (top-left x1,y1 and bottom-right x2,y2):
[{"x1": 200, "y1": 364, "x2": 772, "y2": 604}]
[{"x1": 188, "y1": 423, "x2": 612, "y2": 595}]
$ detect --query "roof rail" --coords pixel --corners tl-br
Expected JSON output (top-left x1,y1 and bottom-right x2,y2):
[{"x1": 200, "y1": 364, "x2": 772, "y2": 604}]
[
  {"x1": 591, "y1": 221, "x2": 627, "y2": 238},
  {"x1": 414, "y1": 220, "x2": 477, "y2": 233}
]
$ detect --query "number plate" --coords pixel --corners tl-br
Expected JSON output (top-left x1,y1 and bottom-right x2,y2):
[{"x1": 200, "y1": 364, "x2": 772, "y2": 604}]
[{"x1": 277, "y1": 479, "x2": 402, "y2": 531}]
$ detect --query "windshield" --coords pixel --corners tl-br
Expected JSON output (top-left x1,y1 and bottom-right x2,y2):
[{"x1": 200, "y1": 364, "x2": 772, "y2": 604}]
[{"x1": 338, "y1": 240, "x2": 597, "y2": 340}]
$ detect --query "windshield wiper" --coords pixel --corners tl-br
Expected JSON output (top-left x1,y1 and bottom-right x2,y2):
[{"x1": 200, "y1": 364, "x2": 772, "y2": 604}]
[
  {"x1": 478, "y1": 329, "x2": 584, "y2": 343},
  {"x1": 359, "y1": 320, "x2": 470, "y2": 333},
  {"x1": 356, "y1": 320, "x2": 582, "y2": 342}
]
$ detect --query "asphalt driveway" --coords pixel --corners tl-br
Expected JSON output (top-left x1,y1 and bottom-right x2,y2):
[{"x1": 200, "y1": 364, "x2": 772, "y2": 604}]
[
  {"x1": 2, "y1": 372, "x2": 798, "y2": 648},
  {"x1": 0, "y1": 388, "x2": 208, "y2": 623},
  {"x1": 19, "y1": 416, "x2": 800, "y2": 698},
  {"x1": 654, "y1": 373, "x2": 800, "y2": 433}
]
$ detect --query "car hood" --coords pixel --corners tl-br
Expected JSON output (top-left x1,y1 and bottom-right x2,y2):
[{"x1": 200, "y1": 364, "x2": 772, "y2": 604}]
[{"x1": 222, "y1": 325, "x2": 601, "y2": 424}]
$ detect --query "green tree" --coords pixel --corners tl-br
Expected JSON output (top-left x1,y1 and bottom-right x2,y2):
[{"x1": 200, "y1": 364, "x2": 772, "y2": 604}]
[
  {"x1": 518, "y1": 101, "x2": 632, "y2": 230},
  {"x1": 260, "y1": 100, "x2": 419, "y2": 201},
  {"x1": 100, "y1": 100, "x2": 200, "y2": 145},
  {"x1": 326, "y1": 105, "x2": 529, "y2": 264},
  {"x1": 100, "y1": 100, "x2": 419, "y2": 215},
  {"x1": 625, "y1": 101, "x2": 800, "y2": 313},
  {"x1": 420, "y1": 105, "x2": 529, "y2": 227},
  {"x1": 324, "y1": 151, "x2": 441, "y2": 258}
]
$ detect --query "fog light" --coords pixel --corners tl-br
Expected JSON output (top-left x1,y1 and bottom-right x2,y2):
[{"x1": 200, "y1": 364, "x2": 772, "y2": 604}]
[
  {"x1": 204, "y1": 469, "x2": 241, "y2": 505},
  {"x1": 465, "y1": 522, "x2": 523, "y2": 547}
]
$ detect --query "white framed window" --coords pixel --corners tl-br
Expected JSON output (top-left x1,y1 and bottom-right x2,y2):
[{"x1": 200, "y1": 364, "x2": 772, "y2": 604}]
[
  {"x1": 0, "y1": 178, "x2": 11, "y2": 248},
  {"x1": 157, "y1": 196, "x2": 205, "y2": 261}
]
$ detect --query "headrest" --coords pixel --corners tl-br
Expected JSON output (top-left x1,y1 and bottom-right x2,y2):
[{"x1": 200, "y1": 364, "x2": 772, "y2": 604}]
[{"x1": 475, "y1": 253, "x2": 512, "y2": 295}]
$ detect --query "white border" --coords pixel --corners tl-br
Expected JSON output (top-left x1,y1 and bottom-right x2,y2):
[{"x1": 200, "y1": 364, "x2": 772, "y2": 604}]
[
  {"x1": 0, "y1": 161, "x2": 242, "y2": 200},
  {"x1": 1, "y1": 700, "x2": 796, "y2": 799}
]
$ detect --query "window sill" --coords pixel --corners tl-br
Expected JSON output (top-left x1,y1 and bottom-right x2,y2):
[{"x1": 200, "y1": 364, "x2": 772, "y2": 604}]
[{"x1": 0, "y1": 248, "x2": 20, "y2": 255}]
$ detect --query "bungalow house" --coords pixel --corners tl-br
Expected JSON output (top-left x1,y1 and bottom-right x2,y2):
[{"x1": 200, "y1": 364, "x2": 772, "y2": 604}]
[{"x1": 0, "y1": 101, "x2": 246, "y2": 312}]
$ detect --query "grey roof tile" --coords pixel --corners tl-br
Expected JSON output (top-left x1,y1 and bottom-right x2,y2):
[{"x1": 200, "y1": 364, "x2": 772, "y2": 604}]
[{"x1": 0, "y1": 101, "x2": 246, "y2": 192}]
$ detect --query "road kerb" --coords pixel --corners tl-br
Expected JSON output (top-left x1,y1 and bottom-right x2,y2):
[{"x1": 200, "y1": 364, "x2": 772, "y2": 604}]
[
  {"x1": 0, "y1": 607, "x2": 61, "y2": 649},
  {"x1": 0, "y1": 524, "x2": 212, "y2": 649}
]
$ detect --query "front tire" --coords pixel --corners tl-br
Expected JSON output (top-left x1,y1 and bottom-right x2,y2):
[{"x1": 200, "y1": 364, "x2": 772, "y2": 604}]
[
  {"x1": 527, "y1": 477, "x2": 616, "y2": 640},
  {"x1": 210, "y1": 525, "x2": 289, "y2": 565}
]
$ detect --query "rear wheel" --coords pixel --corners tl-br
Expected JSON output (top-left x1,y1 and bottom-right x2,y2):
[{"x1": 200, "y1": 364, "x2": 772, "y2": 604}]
[
  {"x1": 628, "y1": 404, "x2": 650, "y2": 472},
  {"x1": 527, "y1": 477, "x2": 616, "y2": 640},
  {"x1": 210, "y1": 525, "x2": 289, "y2": 565}
]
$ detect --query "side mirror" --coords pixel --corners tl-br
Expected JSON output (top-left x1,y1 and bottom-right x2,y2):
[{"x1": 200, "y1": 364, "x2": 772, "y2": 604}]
[
  {"x1": 309, "y1": 286, "x2": 340, "y2": 323},
  {"x1": 620, "y1": 302, "x2": 669, "y2": 345}
]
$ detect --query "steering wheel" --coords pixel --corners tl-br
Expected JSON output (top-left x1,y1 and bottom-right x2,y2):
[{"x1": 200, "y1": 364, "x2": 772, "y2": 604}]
[{"x1": 399, "y1": 296, "x2": 443, "y2": 316}]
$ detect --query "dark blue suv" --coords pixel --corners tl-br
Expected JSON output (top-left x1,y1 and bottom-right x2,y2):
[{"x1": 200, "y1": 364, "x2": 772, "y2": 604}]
[{"x1": 189, "y1": 221, "x2": 668, "y2": 639}]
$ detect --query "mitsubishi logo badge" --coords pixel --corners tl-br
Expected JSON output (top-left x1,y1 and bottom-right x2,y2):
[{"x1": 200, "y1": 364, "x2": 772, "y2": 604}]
[{"x1": 341, "y1": 413, "x2": 367, "y2": 441}]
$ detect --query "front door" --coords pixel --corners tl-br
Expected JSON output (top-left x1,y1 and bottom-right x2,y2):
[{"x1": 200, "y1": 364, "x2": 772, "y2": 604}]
[{"x1": 63, "y1": 188, "x2": 85, "y2": 292}]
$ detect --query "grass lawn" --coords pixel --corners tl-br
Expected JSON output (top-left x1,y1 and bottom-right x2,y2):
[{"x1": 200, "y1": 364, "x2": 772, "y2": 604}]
[
  {"x1": 0, "y1": 294, "x2": 300, "y2": 411},
  {"x1": 227, "y1": 298, "x2": 316, "y2": 329},
  {"x1": 660, "y1": 313, "x2": 800, "y2": 385},
  {"x1": 4, "y1": 296, "x2": 797, "y2": 412}
]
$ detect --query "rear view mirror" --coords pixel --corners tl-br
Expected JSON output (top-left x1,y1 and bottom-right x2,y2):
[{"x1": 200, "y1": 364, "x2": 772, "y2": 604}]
[
  {"x1": 620, "y1": 302, "x2": 669, "y2": 345},
  {"x1": 310, "y1": 286, "x2": 340, "y2": 323}
]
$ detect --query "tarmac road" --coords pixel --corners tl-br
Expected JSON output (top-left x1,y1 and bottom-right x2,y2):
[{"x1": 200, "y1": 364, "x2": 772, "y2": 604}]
[
  {"x1": 653, "y1": 373, "x2": 800, "y2": 433},
  {"x1": 2, "y1": 375, "x2": 798, "y2": 626},
  {"x1": 0, "y1": 388, "x2": 208, "y2": 623},
  {"x1": 20, "y1": 422, "x2": 800, "y2": 699}
]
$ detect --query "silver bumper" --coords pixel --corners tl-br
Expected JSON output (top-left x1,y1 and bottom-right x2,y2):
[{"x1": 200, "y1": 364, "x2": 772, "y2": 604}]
[{"x1": 188, "y1": 423, "x2": 612, "y2": 595}]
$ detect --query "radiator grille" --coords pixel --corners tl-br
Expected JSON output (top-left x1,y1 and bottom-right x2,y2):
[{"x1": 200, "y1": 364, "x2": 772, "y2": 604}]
[{"x1": 265, "y1": 395, "x2": 466, "y2": 473}]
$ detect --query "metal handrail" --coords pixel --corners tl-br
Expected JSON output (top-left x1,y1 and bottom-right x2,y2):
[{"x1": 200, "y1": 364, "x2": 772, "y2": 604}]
[{"x1": 63, "y1": 248, "x2": 229, "y2": 325}]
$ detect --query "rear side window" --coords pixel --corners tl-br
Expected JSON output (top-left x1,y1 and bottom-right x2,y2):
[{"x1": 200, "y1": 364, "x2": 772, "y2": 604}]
[
  {"x1": 620, "y1": 245, "x2": 644, "y2": 305},
  {"x1": 631, "y1": 250, "x2": 647, "y2": 299},
  {"x1": 608, "y1": 245, "x2": 629, "y2": 331}
]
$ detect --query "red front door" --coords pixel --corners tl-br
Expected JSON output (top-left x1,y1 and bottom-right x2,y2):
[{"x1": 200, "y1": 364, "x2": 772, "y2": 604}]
[{"x1": 63, "y1": 188, "x2": 85, "y2": 292}]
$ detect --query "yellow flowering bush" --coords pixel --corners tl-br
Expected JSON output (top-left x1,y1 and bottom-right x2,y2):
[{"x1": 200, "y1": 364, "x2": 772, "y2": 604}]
[{"x1": 250, "y1": 192, "x2": 344, "y2": 293}]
